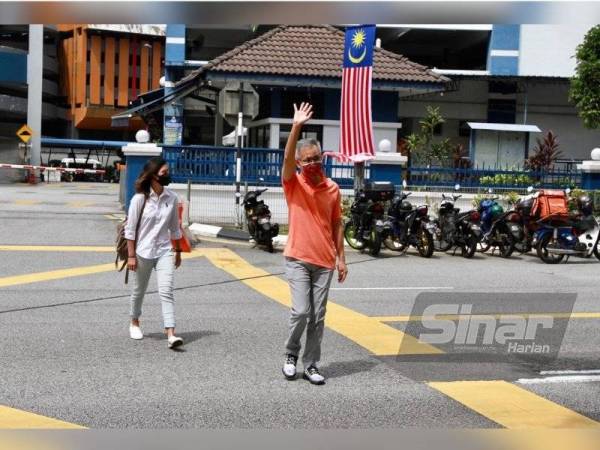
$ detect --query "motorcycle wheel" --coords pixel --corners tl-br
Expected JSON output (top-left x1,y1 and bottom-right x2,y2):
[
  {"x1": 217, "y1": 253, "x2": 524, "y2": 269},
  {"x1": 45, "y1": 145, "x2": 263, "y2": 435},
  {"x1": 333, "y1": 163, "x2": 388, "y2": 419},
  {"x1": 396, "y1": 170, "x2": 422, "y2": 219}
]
[
  {"x1": 594, "y1": 241, "x2": 600, "y2": 261},
  {"x1": 384, "y1": 235, "x2": 406, "y2": 252},
  {"x1": 344, "y1": 222, "x2": 366, "y2": 250},
  {"x1": 536, "y1": 234, "x2": 565, "y2": 264},
  {"x1": 497, "y1": 225, "x2": 515, "y2": 258},
  {"x1": 478, "y1": 240, "x2": 491, "y2": 253},
  {"x1": 416, "y1": 230, "x2": 434, "y2": 258},
  {"x1": 368, "y1": 229, "x2": 382, "y2": 257},
  {"x1": 461, "y1": 234, "x2": 478, "y2": 259}
]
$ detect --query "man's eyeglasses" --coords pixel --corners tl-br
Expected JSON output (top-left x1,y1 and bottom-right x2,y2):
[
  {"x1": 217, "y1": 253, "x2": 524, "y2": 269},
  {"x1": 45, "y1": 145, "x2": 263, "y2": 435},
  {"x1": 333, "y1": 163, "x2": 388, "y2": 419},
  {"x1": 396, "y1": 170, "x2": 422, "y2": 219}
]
[{"x1": 300, "y1": 156, "x2": 322, "y2": 165}]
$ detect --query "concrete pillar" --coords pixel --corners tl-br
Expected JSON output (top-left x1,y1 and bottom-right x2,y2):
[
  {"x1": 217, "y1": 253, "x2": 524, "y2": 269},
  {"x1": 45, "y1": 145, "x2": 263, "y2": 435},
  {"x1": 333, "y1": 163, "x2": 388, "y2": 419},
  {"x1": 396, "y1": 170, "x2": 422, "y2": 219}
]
[
  {"x1": 579, "y1": 148, "x2": 600, "y2": 190},
  {"x1": 121, "y1": 143, "x2": 162, "y2": 211},
  {"x1": 163, "y1": 24, "x2": 186, "y2": 145},
  {"x1": 27, "y1": 24, "x2": 44, "y2": 166}
]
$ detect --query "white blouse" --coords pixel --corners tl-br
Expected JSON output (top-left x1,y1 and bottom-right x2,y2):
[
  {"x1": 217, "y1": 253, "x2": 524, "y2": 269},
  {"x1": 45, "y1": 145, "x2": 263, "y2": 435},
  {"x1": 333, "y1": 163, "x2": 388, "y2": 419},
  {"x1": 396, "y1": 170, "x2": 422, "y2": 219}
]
[{"x1": 125, "y1": 187, "x2": 183, "y2": 259}]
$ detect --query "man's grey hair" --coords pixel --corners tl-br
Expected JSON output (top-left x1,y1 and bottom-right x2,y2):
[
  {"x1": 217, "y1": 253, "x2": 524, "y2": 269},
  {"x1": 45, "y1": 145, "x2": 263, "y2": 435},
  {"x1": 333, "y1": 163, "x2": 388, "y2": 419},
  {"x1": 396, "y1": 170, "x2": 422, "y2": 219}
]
[{"x1": 295, "y1": 138, "x2": 322, "y2": 160}]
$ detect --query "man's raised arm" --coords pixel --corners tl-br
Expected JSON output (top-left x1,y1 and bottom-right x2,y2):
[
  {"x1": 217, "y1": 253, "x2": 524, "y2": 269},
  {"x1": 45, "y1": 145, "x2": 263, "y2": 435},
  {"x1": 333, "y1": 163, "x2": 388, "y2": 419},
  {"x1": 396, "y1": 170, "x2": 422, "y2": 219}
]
[{"x1": 282, "y1": 102, "x2": 313, "y2": 182}]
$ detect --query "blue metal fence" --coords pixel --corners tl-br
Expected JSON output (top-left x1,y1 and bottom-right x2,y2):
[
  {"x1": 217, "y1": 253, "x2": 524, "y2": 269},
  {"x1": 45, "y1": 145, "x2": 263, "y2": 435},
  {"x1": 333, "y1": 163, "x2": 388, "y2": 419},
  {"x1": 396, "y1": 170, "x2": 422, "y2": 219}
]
[
  {"x1": 163, "y1": 145, "x2": 356, "y2": 188},
  {"x1": 163, "y1": 145, "x2": 580, "y2": 190}
]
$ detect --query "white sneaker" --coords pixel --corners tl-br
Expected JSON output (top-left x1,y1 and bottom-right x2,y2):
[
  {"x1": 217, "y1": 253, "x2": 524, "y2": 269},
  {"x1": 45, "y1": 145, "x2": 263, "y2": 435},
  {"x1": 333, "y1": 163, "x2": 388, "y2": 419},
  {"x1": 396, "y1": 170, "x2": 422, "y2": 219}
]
[
  {"x1": 129, "y1": 324, "x2": 143, "y2": 340},
  {"x1": 303, "y1": 366, "x2": 325, "y2": 385},
  {"x1": 282, "y1": 354, "x2": 298, "y2": 380},
  {"x1": 167, "y1": 335, "x2": 184, "y2": 349}
]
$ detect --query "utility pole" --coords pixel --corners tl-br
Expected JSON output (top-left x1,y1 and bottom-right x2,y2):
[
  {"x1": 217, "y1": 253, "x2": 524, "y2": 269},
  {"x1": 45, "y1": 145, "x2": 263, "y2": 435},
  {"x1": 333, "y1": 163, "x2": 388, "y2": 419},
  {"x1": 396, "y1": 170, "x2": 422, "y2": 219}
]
[{"x1": 27, "y1": 24, "x2": 43, "y2": 167}]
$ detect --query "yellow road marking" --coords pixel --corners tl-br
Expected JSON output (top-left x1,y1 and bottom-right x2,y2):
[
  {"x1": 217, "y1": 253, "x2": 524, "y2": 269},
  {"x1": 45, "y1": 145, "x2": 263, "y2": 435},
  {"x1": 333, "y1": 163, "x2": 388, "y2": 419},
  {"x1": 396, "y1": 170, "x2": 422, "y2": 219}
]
[
  {"x1": 66, "y1": 201, "x2": 93, "y2": 208},
  {"x1": 0, "y1": 249, "x2": 206, "y2": 288},
  {"x1": 429, "y1": 380, "x2": 600, "y2": 429},
  {"x1": 0, "y1": 405, "x2": 85, "y2": 429},
  {"x1": 373, "y1": 312, "x2": 600, "y2": 322},
  {"x1": 14, "y1": 200, "x2": 41, "y2": 206},
  {"x1": 0, "y1": 245, "x2": 114, "y2": 252},
  {"x1": 201, "y1": 248, "x2": 441, "y2": 356}
]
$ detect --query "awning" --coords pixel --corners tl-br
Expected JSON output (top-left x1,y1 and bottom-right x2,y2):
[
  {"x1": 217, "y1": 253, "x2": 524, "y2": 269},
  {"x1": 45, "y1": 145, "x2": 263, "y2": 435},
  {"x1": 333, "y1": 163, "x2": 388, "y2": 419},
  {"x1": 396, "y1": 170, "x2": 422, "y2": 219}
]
[
  {"x1": 467, "y1": 122, "x2": 541, "y2": 133},
  {"x1": 110, "y1": 75, "x2": 204, "y2": 128}
]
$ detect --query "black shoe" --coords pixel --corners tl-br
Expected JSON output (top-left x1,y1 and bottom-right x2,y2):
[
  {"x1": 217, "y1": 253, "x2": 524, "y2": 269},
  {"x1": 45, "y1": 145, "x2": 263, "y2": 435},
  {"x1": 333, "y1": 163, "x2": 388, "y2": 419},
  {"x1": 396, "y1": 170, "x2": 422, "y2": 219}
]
[
  {"x1": 303, "y1": 365, "x2": 325, "y2": 385},
  {"x1": 282, "y1": 354, "x2": 298, "y2": 380}
]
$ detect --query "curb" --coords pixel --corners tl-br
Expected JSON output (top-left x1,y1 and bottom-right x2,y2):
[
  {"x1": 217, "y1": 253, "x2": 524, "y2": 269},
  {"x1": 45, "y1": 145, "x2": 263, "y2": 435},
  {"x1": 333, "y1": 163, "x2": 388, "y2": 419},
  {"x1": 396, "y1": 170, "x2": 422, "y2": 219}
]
[{"x1": 189, "y1": 223, "x2": 350, "y2": 248}]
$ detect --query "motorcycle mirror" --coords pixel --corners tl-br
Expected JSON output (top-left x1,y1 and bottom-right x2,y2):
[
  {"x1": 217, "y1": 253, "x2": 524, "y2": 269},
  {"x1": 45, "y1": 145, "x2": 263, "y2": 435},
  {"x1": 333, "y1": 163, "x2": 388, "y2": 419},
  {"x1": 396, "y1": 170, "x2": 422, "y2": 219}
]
[
  {"x1": 454, "y1": 183, "x2": 460, "y2": 191},
  {"x1": 527, "y1": 186, "x2": 534, "y2": 193}
]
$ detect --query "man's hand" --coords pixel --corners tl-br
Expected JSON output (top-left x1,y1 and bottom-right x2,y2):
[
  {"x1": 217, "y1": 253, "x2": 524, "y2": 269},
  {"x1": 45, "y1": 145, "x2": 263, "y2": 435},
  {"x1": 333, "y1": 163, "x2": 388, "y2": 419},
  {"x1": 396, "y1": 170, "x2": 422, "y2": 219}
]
[
  {"x1": 174, "y1": 252, "x2": 182, "y2": 269},
  {"x1": 337, "y1": 259, "x2": 348, "y2": 283},
  {"x1": 293, "y1": 102, "x2": 313, "y2": 126}
]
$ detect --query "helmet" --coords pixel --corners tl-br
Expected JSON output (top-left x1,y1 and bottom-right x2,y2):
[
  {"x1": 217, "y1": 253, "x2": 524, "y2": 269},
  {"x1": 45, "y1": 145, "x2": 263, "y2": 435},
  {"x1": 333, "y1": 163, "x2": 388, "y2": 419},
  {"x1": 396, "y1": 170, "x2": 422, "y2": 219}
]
[
  {"x1": 490, "y1": 203, "x2": 504, "y2": 219},
  {"x1": 577, "y1": 195, "x2": 593, "y2": 215},
  {"x1": 401, "y1": 200, "x2": 413, "y2": 211}
]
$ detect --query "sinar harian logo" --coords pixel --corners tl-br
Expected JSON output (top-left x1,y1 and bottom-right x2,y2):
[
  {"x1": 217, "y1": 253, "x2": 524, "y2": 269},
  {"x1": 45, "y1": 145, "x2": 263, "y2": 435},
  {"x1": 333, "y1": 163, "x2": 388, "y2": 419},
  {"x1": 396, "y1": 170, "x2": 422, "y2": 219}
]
[{"x1": 419, "y1": 304, "x2": 553, "y2": 354}]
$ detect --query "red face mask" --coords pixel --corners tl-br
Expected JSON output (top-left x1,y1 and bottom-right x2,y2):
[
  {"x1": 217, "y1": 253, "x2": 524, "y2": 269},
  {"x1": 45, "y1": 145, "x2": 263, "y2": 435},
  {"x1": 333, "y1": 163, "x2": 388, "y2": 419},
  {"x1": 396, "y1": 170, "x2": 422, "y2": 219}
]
[{"x1": 301, "y1": 162, "x2": 323, "y2": 180}]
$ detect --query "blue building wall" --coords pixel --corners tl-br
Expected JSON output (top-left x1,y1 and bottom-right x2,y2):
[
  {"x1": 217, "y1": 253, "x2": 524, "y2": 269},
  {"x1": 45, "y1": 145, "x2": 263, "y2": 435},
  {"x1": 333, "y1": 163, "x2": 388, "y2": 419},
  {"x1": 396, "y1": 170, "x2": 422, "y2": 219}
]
[{"x1": 488, "y1": 25, "x2": 520, "y2": 76}]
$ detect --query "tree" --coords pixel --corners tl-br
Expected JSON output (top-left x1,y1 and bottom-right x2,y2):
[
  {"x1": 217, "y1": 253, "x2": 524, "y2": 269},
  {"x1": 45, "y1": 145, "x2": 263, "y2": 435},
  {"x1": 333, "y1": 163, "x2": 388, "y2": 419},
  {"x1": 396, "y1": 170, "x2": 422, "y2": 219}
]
[
  {"x1": 569, "y1": 25, "x2": 600, "y2": 129},
  {"x1": 405, "y1": 106, "x2": 454, "y2": 166},
  {"x1": 526, "y1": 130, "x2": 563, "y2": 171}
]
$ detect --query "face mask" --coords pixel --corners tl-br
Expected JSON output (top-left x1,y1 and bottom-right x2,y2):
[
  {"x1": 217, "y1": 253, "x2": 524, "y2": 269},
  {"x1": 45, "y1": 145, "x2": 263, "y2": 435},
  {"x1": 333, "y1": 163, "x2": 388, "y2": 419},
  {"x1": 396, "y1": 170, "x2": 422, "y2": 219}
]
[
  {"x1": 157, "y1": 174, "x2": 171, "y2": 186},
  {"x1": 301, "y1": 162, "x2": 323, "y2": 179}
]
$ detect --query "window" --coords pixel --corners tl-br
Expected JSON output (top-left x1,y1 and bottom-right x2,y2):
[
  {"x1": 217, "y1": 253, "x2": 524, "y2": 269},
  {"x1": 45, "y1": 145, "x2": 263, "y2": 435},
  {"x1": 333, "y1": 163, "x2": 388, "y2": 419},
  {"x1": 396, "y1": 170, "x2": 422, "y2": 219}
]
[
  {"x1": 487, "y1": 99, "x2": 516, "y2": 124},
  {"x1": 279, "y1": 124, "x2": 323, "y2": 150}
]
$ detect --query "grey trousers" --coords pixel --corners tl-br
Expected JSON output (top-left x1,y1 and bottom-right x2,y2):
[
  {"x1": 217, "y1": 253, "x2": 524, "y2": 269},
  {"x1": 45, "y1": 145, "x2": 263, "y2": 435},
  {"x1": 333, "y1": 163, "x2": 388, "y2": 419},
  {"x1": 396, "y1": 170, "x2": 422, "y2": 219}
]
[
  {"x1": 284, "y1": 257, "x2": 334, "y2": 368},
  {"x1": 130, "y1": 251, "x2": 176, "y2": 328}
]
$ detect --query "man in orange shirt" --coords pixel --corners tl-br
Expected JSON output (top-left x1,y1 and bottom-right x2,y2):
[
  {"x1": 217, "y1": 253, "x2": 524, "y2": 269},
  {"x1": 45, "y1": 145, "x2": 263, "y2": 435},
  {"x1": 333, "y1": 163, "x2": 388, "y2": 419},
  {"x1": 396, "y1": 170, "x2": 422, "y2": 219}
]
[{"x1": 281, "y1": 102, "x2": 348, "y2": 385}]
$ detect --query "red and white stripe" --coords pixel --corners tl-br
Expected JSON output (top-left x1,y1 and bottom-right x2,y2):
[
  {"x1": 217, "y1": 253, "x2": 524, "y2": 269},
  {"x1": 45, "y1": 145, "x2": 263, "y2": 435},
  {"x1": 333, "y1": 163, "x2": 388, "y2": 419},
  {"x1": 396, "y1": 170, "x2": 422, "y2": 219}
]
[
  {"x1": 0, "y1": 163, "x2": 106, "y2": 175},
  {"x1": 339, "y1": 65, "x2": 375, "y2": 162}
]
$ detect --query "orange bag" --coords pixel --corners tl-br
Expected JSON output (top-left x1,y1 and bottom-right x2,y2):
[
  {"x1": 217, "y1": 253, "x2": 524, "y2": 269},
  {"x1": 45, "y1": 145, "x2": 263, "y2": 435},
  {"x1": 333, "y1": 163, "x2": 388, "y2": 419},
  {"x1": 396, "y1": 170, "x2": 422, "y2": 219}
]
[
  {"x1": 532, "y1": 190, "x2": 569, "y2": 219},
  {"x1": 171, "y1": 202, "x2": 192, "y2": 253}
]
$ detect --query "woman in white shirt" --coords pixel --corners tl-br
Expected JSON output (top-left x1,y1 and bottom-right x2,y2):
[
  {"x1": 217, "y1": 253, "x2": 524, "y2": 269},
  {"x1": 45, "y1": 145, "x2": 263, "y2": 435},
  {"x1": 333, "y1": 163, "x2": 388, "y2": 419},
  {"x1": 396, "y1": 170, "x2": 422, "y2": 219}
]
[{"x1": 124, "y1": 157, "x2": 184, "y2": 349}]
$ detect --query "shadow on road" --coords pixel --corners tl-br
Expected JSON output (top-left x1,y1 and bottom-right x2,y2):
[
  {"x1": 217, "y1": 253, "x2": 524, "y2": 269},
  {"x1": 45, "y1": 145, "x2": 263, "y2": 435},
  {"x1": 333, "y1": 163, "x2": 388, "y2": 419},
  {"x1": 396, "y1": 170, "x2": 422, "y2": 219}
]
[{"x1": 320, "y1": 359, "x2": 379, "y2": 379}]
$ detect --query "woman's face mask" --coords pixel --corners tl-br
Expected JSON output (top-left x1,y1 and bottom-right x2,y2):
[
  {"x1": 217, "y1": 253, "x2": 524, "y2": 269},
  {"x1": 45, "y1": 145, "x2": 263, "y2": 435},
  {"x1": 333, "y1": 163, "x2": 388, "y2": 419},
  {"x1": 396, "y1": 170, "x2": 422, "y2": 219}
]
[{"x1": 156, "y1": 173, "x2": 172, "y2": 186}]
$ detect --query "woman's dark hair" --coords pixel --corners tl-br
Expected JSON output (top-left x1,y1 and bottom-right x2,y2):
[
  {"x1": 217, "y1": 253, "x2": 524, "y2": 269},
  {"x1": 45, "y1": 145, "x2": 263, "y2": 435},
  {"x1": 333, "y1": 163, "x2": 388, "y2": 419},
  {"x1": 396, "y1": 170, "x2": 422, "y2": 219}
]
[{"x1": 135, "y1": 156, "x2": 167, "y2": 194}]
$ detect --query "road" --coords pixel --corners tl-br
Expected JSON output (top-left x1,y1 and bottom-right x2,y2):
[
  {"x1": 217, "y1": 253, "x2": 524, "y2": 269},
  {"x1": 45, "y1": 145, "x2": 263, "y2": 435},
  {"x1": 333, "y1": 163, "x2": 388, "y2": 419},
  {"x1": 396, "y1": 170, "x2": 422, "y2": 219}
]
[{"x1": 1, "y1": 182, "x2": 600, "y2": 431}]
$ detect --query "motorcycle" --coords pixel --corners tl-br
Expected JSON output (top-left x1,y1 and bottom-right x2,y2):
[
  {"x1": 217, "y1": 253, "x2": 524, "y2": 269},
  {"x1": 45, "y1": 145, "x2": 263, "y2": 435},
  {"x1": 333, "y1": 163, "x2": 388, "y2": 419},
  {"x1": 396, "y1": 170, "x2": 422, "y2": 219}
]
[
  {"x1": 381, "y1": 190, "x2": 436, "y2": 258},
  {"x1": 477, "y1": 190, "x2": 520, "y2": 258},
  {"x1": 533, "y1": 190, "x2": 600, "y2": 264},
  {"x1": 344, "y1": 181, "x2": 395, "y2": 257},
  {"x1": 509, "y1": 186, "x2": 539, "y2": 254},
  {"x1": 242, "y1": 184, "x2": 279, "y2": 252},
  {"x1": 433, "y1": 184, "x2": 482, "y2": 258}
]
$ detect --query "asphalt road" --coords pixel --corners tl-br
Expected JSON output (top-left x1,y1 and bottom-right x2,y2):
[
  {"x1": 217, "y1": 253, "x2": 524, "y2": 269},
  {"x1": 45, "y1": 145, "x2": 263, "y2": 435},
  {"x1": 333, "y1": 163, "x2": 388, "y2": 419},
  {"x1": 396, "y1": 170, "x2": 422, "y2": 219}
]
[{"x1": 1, "y1": 182, "x2": 600, "y2": 430}]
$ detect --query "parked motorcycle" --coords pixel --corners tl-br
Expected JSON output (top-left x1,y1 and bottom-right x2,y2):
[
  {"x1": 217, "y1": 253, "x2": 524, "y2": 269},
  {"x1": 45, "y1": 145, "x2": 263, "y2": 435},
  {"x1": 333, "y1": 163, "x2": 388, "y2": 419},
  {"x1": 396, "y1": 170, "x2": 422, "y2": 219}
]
[
  {"x1": 477, "y1": 190, "x2": 520, "y2": 258},
  {"x1": 508, "y1": 186, "x2": 539, "y2": 254},
  {"x1": 433, "y1": 185, "x2": 482, "y2": 258},
  {"x1": 381, "y1": 190, "x2": 436, "y2": 258},
  {"x1": 344, "y1": 181, "x2": 395, "y2": 256},
  {"x1": 242, "y1": 184, "x2": 279, "y2": 252},
  {"x1": 533, "y1": 190, "x2": 600, "y2": 264}
]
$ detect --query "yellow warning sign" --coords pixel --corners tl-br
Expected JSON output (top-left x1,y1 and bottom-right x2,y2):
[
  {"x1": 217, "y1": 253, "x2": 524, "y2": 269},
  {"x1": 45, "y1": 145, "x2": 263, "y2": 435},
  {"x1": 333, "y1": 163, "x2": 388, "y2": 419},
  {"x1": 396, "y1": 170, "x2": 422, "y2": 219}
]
[{"x1": 16, "y1": 124, "x2": 33, "y2": 144}]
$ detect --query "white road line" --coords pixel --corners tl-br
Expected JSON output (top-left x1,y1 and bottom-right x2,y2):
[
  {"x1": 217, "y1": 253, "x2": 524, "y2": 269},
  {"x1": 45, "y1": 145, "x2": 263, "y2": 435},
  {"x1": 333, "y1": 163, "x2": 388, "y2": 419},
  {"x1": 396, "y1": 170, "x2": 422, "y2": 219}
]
[
  {"x1": 329, "y1": 286, "x2": 454, "y2": 291},
  {"x1": 518, "y1": 375, "x2": 600, "y2": 384},
  {"x1": 540, "y1": 369, "x2": 600, "y2": 376}
]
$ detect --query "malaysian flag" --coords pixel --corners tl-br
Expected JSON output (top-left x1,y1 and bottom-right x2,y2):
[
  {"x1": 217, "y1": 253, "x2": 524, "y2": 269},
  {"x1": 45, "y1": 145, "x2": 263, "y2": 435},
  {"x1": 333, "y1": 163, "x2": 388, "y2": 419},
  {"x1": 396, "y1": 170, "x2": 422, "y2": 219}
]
[{"x1": 339, "y1": 25, "x2": 376, "y2": 163}]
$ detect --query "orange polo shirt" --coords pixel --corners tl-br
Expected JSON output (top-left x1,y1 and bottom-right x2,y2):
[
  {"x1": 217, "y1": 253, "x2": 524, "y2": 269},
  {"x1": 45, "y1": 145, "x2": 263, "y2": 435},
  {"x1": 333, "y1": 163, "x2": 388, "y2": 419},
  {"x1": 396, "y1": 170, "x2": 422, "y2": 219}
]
[{"x1": 282, "y1": 172, "x2": 342, "y2": 269}]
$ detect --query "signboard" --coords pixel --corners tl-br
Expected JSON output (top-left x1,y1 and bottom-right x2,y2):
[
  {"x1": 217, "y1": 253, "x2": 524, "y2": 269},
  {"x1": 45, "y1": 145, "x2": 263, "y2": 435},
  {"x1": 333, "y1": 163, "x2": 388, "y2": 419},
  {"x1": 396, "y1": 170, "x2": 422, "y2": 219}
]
[
  {"x1": 218, "y1": 82, "x2": 259, "y2": 127},
  {"x1": 16, "y1": 124, "x2": 33, "y2": 144},
  {"x1": 164, "y1": 116, "x2": 183, "y2": 146}
]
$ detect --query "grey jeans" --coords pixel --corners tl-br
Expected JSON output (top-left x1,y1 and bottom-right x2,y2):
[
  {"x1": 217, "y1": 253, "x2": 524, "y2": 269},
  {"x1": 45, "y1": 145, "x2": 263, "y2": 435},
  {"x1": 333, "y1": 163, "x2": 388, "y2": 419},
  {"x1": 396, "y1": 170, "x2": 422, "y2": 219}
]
[
  {"x1": 130, "y1": 251, "x2": 176, "y2": 328},
  {"x1": 284, "y1": 257, "x2": 334, "y2": 368}
]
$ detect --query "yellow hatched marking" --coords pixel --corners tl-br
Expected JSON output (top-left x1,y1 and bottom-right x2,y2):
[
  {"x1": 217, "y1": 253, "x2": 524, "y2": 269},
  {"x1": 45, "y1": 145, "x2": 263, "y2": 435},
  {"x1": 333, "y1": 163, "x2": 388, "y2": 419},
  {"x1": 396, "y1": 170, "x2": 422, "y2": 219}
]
[
  {"x1": 201, "y1": 248, "x2": 442, "y2": 356},
  {"x1": 0, "y1": 405, "x2": 85, "y2": 429},
  {"x1": 429, "y1": 380, "x2": 600, "y2": 429},
  {"x1": 66, "y1": 201, "x2": 93, "y2": 208},
  {"x1": 14, "y1": 200, "x2": 41, "y2": 206}
]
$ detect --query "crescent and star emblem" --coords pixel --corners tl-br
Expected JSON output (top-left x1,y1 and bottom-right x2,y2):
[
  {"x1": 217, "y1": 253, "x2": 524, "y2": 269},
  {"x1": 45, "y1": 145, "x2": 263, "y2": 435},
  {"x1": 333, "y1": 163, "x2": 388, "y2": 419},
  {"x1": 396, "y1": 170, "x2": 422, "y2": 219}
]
[{"x1": 348, "y1": 28, "x2": 368, "y2": 65}]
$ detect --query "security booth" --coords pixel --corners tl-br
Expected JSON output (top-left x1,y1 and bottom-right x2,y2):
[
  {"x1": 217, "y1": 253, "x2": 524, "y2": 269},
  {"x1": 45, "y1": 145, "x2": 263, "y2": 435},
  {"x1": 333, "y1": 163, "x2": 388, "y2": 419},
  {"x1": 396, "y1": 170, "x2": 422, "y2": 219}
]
[{"x1": 468, "y1": 122, "x2": 541, "y2": 168}]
